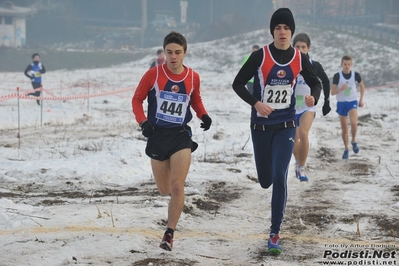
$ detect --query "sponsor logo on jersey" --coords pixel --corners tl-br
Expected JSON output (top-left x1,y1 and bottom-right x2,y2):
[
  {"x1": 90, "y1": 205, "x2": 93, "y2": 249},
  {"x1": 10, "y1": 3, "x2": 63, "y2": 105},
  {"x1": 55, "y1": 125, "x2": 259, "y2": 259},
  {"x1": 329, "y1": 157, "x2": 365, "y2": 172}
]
[
  {"x1": 277, "y1": 70, "x2": 286, "y2": 78},
  {"x1": 171, "y1": 85, "x2": 180, "y2": 92}
]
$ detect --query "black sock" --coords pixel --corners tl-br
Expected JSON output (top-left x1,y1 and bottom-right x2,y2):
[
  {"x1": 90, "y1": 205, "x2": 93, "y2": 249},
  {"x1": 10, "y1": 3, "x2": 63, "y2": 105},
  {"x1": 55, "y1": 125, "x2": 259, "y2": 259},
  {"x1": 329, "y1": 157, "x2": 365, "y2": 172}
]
[{"x1": 165, "y1": 228, "x2": 174, "y2": 236}]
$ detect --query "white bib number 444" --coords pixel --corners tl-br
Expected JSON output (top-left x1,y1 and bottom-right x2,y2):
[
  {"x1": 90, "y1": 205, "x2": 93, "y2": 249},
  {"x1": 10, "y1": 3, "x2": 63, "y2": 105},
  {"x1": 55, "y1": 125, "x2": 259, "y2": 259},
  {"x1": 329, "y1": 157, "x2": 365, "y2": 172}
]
[
  {"x1": 156, "y1": 91, "x2": 188, "y2": 124},
  {"x1": 257, "y1": 84, "x2": 292, "y2": 117}
]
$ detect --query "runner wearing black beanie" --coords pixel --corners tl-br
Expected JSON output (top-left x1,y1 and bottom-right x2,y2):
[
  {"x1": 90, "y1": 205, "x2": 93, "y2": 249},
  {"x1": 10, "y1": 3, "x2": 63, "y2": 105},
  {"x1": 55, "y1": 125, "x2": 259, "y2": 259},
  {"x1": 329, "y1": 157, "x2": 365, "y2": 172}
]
[
  {"x1": 232, "y1": 7, "x2": 321, "y2": 255},
  {"x1": 270, "y1": 7, "x2": 295, "y2": 37}
]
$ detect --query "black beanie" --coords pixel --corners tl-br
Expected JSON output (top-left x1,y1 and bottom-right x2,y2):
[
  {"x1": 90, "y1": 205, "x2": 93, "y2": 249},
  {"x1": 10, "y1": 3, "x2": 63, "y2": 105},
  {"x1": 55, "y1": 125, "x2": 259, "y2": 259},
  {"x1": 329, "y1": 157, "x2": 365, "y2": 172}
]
[{"x1": 270, "y1": 8, "x2": 295, "y2": 37}]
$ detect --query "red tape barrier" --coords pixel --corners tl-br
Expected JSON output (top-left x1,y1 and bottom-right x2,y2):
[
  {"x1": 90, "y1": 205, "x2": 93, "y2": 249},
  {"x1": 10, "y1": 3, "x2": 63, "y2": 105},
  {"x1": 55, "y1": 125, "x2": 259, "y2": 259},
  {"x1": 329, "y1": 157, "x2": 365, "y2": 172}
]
[
  {"x1": 17, "y1": 86, "x2": 134, "y2": 101},
  {"x1": 0, "y1": 94, "x2": 17, "y2": 102},
  {"x1": 364, "y1": 82, "x2": 399, "y2": 90},
  {"x1": 0, "y1": 86, "x2": 135, "y2": 102},
  {"x1": 0, "y1": 81, "x2": 117, "y2": 93},
  {"x1": 0, "y1": 87, "x2": 42, "y2": 102}
]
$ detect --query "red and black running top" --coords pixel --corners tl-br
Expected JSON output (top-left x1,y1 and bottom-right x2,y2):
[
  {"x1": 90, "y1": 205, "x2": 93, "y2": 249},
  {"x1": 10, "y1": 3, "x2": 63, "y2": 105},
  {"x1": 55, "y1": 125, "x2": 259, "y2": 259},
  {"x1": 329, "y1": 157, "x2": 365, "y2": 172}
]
[
  {"x1": 233, "y1": 42, "x2": 322, "y2": 125},
  {"x1": 132, "y1": 64, "x2": 208, "y2": 128}
]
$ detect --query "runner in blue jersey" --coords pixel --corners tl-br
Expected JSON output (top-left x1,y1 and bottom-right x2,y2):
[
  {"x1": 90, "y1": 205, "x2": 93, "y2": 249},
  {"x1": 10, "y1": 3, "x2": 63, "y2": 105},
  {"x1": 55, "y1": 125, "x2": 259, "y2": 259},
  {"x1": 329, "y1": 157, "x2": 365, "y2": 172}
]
[
  {"x1": 232, "y1": 8, "x2": 322, "y2": 255},
  {"x1": 24, "y1": 53, "x2": 46, "y2": 106}
]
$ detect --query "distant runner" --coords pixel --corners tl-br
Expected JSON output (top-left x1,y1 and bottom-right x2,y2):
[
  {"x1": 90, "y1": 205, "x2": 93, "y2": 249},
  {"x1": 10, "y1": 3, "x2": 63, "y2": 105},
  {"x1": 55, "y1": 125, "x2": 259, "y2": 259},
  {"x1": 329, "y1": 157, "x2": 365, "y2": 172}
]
[
  {"x1": 331, "y1": 55, "x2": 365, "y2": 159},
  {"x1": 150, "y1": 48, "x2": 165, "y2": 69},
  {"x1": 24, "y1": 53, "x2": 46, "y2": 105}
]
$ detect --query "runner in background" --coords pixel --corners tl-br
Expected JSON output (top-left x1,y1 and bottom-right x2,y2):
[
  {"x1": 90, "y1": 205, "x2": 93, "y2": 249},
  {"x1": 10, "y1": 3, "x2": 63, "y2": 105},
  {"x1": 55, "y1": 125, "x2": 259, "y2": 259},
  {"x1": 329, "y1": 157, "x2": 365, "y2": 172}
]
[
  {"x1": 242, "y1": 44, "x2": 260, "y2": 94},
  {"x1": 331, "y1": 55, "x2": 365, "y2": 159},
  {"x1": 292, "y1": 33, "x2": 331, "y2": 182},
  {"x1": 24, "y1": 53, "x2": 46, "y2": 106},
  {"x1": 132, "y1": 31, "x2": 212, "y2": 251},
  {"x1": 232, "y1": 8, "x2": 321, "y2": 255},
  {"x1": 150, "y1": 48, "x2": 165, "y2": 69}
]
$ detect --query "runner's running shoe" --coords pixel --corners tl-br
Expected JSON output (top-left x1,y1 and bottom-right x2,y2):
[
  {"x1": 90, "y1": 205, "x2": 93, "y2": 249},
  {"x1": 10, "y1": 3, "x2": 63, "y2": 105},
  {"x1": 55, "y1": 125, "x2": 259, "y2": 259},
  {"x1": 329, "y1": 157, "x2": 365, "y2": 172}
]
[
  {"x1": 295, "y1": 168, "x2": 300, "y2": 179},
  {"x1": 268, "y1": 233, "x2": 282, "y2": 255},
  {"x1": 342, "y1": 149, "x2": 349, "y2": 159},
  {"x1": 159, "y1": 233, "x2": 173, "y2": 251},
  {"x1": 297, "y1": 167, "x2": 308, "y2": 182},
  {"x1": 351, "y1": 142, "x2": 359, "y2": 154}
]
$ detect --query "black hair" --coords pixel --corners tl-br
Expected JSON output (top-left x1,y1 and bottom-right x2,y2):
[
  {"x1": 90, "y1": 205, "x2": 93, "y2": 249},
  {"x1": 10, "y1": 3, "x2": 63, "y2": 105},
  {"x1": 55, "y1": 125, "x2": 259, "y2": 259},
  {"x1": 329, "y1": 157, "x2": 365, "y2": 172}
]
[
  {"x1": 252, "y1": 45, "x2": 260, "y2": 50},
  {"x1": 163, "y1": 31, "x2": 187, "y2": 52},
  {"x1": 156, "y1": 49, "x2": 164, "y2": 55},
  {"x1": 32, "y1": 53, "x2": 39, "y2": 59},
  {"x1": 293, "y1": 33, "x2": 311, "y2": 48}
]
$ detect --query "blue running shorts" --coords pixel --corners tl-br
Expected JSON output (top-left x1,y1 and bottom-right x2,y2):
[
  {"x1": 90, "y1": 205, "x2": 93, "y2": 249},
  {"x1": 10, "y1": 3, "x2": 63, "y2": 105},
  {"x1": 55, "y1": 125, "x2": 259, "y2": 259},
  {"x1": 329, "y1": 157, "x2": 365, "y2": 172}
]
[{"x1": 336, "y1": 100, "x2": 358, "y2": 117}]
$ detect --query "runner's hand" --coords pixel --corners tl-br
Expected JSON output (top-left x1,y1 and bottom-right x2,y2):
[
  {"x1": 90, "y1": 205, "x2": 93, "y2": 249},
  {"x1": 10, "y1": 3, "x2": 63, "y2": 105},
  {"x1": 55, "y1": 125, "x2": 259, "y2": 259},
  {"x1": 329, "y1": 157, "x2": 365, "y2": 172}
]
[
  {"x1": 305, "y1": 95, "x2": 315, "y2": 107},
  {"x1": 200, "y1": 114, "x2": 212, "y2": 131},
  {"x1": 322, "y1": 99, "x2": 331, "y2": 116},
  {"x1": 140, "y1": 120, "x2": 154, "y2": 137},
  {"x1": 254, "y1": 101, "x2": 274, "y2": 116}
]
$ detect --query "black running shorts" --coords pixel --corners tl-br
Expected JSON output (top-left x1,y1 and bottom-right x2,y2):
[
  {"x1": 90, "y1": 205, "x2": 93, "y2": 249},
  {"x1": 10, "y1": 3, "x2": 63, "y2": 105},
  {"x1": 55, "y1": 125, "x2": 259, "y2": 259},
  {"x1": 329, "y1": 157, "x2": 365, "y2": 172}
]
[{"x1": 145, "y1": 125, "x2": 197, "y2": 161}]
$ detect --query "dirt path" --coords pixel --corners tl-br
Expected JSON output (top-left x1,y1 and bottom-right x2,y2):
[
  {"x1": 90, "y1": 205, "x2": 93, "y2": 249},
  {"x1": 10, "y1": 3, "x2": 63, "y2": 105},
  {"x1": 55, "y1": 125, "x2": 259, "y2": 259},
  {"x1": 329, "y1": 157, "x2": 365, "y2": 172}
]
[{"x1": 1, "y1": 95, "x2": 398, "y2": 265}]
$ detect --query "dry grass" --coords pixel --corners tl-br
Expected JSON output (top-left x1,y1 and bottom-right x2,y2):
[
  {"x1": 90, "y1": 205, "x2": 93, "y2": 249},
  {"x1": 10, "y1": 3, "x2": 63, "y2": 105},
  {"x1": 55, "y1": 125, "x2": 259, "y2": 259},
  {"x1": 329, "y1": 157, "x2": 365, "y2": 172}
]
[{"x1": 374, "y1": 215, "x2": 399, "y2": 238}]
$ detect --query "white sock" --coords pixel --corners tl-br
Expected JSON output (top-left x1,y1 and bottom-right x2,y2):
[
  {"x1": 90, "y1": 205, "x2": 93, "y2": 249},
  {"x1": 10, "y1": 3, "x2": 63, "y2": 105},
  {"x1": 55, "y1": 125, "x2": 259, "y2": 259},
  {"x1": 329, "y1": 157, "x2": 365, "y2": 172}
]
[{"x1": 298, "y1": 166, "x2": 305, "y2": 176}]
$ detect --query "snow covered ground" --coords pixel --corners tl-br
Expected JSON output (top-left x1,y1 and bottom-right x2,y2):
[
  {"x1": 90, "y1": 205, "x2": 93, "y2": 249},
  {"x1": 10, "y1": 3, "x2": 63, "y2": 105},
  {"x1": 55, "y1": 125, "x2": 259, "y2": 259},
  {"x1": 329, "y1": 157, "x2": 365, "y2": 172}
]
[{"x1": 0, "y1": 26, "x2": 398, "y2": 266}]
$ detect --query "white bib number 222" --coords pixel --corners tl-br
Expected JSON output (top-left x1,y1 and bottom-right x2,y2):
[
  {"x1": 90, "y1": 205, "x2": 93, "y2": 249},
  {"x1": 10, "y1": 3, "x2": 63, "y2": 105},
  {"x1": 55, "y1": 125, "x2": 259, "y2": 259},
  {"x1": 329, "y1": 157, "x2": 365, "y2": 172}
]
[
  {"x1": 257, "y1": 84, "x2": 292, "y2": 117},
  {"x1": 263, "y1": 84, "x2": 292, "y2": 110}
]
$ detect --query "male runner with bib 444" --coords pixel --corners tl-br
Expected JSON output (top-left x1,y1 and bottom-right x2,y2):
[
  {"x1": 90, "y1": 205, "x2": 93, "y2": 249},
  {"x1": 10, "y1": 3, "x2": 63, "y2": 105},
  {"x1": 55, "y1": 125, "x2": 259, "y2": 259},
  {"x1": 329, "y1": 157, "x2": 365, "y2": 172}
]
[
  {"x1": 132, "y1": 31, "x2": 212, "y2": 251},
  {"x1": 232, "y1": 8, "x2": 321, "y2": 255}
]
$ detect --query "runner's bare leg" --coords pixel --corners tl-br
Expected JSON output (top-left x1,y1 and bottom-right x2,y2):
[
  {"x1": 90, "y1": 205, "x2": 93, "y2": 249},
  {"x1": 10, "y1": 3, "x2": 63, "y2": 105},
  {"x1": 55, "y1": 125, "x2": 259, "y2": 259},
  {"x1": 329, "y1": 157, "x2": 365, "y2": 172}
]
[
  {"x1": 348, "y1": 108, "x2": 358, "y2": 143},
  {"x1": 339, "y1": 115, "x2": 349, "y2": 150},
  {"x1": 151, "y1": 148, "x2": 191, "y2": 229},
  {"x1": 296, "y1": 112, "x2": 315, "y2": 166}
]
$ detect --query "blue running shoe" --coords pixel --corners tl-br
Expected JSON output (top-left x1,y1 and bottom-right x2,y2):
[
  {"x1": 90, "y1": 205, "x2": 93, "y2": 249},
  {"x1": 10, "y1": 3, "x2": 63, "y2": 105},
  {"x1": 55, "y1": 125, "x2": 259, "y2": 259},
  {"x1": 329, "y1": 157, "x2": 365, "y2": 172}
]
[
  {"x1": 351, "y1": 142, "x2": 359, "y2": 154},
  {"x1": 342, "y1": 149, "x2": 349, "y2": 159},
  {"x1": 268, "y1": 233, "x2": 282, "y2": 255},
  {"x1": 297, "y1": 167, "x2": 308, "y2": 182}
]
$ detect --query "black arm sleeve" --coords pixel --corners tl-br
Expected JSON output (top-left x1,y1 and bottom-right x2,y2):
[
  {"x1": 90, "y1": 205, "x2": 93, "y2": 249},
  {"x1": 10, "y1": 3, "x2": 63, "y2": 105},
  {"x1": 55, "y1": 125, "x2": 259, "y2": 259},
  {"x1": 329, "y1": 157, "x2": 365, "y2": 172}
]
[
  {"x1": 232, "y1": 49, "x2": 263, "y2": 106},
  {"x1": 332, "y1": 73, "x2": 340, "y2": 85},
  {"x1": 24, "y1": 65, "x2": 32, "y2": 79},
  {"x1": 355, "y1": 72, "x2": 362, "y2": 83},
  {"x1": 300, "y1": 54, "x2": 322, "y2": 105},
  {"x1": 40, "y1": 64, "x2": 46, "y2": 74},
  {"x1": 314, "y1": 61, "x2": 330, "y2": 100}
]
